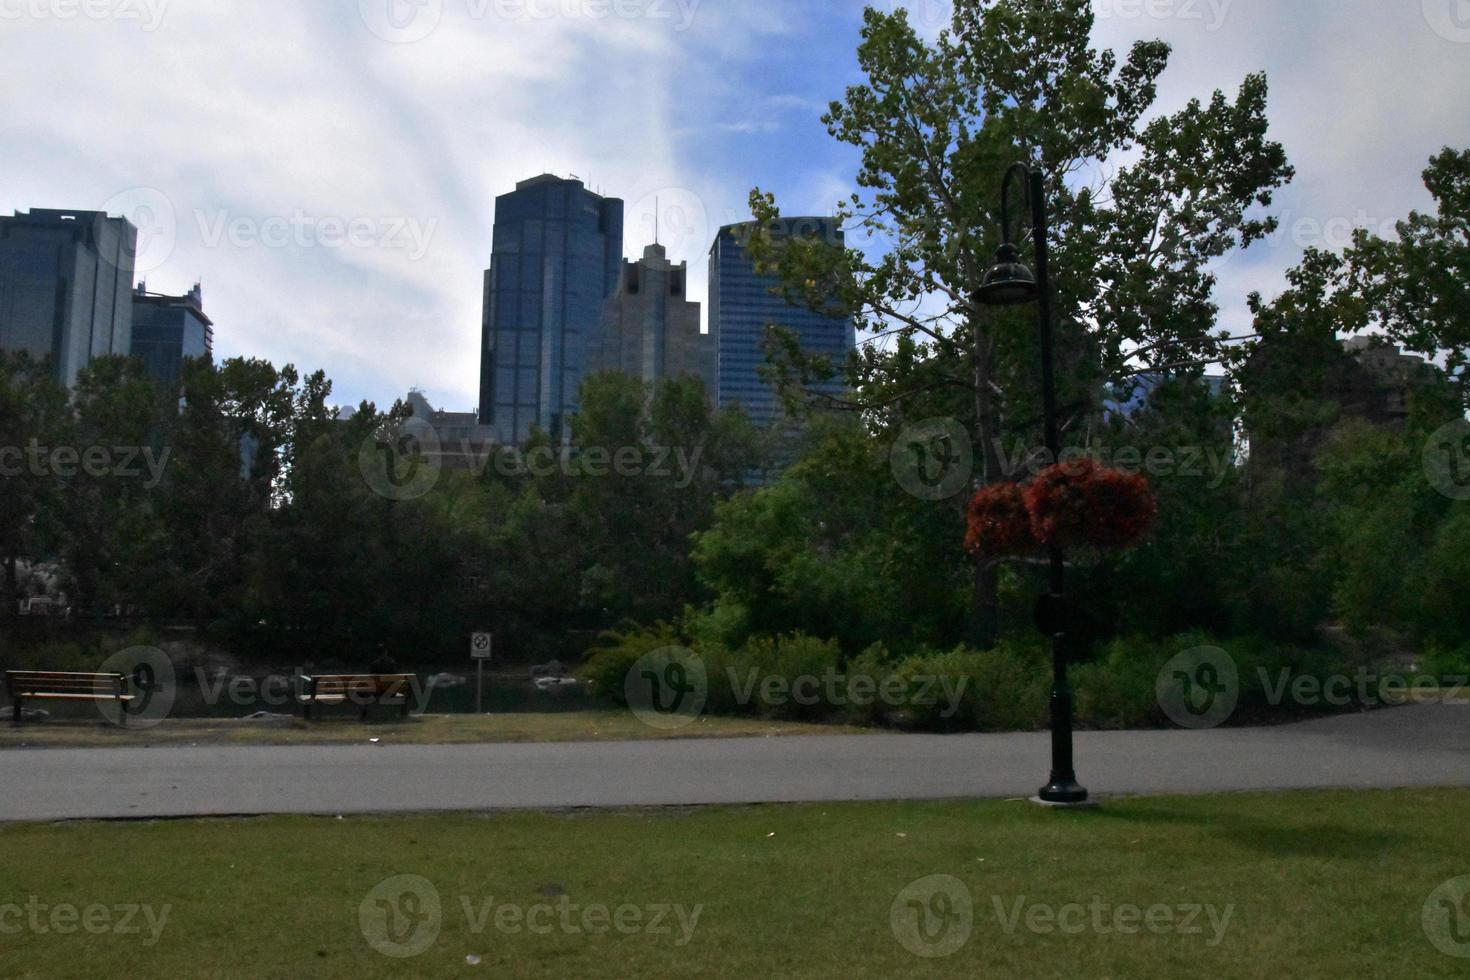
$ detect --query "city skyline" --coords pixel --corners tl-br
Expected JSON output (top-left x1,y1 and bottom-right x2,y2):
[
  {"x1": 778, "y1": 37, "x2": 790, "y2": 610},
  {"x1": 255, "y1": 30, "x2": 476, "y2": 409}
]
[{"x1": 3, "y1": 2, "x2": 1469, "y2": 413}]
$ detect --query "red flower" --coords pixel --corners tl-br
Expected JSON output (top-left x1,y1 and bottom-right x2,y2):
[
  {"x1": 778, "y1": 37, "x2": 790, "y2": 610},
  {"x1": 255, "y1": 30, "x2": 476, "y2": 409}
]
[
  {"x1": 1022, "y1": 458, "x2": 1157, "y2": 551},
  {"x1": 965, "y1": 482, "x2": 1038, "y2": 559}
]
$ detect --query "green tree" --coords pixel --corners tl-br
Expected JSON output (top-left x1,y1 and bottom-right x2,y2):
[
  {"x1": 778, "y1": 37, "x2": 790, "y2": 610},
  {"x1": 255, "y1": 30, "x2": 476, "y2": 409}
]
[
  {"x1": 744, "y1": 0, "x2": 1292, "y2": 641},
  {"x1": 0, "y1": 352, "x2": 69, "y2": 616}
]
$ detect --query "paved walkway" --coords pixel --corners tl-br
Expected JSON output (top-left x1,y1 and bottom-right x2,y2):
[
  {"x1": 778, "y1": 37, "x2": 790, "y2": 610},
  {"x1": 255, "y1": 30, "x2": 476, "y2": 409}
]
[{"x1": 1, "y1": 704, "x2": 1466, "y2": 822}]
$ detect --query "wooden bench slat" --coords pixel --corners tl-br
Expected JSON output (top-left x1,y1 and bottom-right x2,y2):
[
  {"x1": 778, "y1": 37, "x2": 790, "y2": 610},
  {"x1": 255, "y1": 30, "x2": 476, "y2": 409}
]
[{"x1": 23, "y1": 693, "x2": 136, "y2": 702}]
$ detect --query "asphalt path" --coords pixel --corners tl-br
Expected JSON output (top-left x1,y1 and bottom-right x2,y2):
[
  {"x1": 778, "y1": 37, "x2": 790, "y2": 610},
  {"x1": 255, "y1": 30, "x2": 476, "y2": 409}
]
[{"x1": 1, "y1": 704, "x2": 1466, "y2": 822}]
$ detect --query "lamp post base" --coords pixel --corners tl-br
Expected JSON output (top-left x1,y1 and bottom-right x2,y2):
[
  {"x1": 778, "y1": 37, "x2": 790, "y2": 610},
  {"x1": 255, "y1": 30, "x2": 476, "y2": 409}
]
[
  {"x1": 1037, "y1": 778, "x2": 1089, "y2": 805},
  {"x1": 1029, "y1": 795, "x2": 1099, "y2": 809}
]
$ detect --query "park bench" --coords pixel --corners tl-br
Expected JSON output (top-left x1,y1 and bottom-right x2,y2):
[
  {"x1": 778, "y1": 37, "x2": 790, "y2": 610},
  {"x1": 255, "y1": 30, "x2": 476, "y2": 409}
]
[
  {"x1": 5, "y1": 671, "x2": 134, "y2": 726},
  {"x1": 298, "y1": 674, "x2": 415, "y2": 721}
]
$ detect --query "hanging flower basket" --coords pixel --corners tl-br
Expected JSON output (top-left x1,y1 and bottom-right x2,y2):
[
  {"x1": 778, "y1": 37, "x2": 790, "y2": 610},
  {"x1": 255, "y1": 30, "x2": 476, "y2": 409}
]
[
  {"x1": 965, "y1": 459, "x2": 1157, "y2": 560},
  {"x1": 1022, "y1": 458, "x2": 1157, "y2": 551},
  {"x1": 964, "y1": 481, "x2": 1038, "y2": 559}
]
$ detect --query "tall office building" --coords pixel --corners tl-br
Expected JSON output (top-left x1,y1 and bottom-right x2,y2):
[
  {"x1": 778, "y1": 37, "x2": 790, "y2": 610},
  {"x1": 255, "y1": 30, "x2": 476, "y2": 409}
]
[
  {"x1": 0, "y1": 209, "x2": 137, "y2": 387},
  {"x1": 590, "y1": 243, "x2": 716, "y2": 400},
  {"x1": 479, "y1": 175, "x2": 624, "y2": 444},
  {"x1": 131, "y1": 282, "x2": 213, "y2": 389},
  {"x1": 708, "y1": 218, "x2": 856, "y2": 425}
]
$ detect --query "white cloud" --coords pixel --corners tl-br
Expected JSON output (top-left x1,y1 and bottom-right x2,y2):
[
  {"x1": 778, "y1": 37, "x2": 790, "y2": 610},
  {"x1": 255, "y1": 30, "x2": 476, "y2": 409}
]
[{"x1": 0, "y1": 0, "x2": 770, "y2": 409}]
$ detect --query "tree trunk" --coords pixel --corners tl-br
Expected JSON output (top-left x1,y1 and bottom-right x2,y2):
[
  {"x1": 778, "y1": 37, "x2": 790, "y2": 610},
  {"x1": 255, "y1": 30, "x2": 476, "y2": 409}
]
[
  {"x1": 1, "y1": 553, "x2": 16, "y2": 618},
  {"x1": 971, "y1": 311, "x2": 1003, "y2": 649}
]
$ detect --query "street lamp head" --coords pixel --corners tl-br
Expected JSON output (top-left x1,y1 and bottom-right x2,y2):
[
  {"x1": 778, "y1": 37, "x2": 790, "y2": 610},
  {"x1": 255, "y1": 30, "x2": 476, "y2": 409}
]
[{"x1": 978, "y1": 242, "x2": 1038, "y2": 307}]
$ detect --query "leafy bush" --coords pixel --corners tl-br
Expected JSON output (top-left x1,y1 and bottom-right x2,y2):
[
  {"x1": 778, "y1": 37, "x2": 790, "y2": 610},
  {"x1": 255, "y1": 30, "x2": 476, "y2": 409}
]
[
  {"x1": 1419, "y1": 643, "x2": 1470, "y2": 681},
  {"x1": 577, "y1": 623, "x2": 685, "y2": 707},
  {"x1": 732, "y1": 633, "x2": 844, "y2": 721},
  {"x1": 842, "y1": 639, "x2": 1049, "y2": 732}
]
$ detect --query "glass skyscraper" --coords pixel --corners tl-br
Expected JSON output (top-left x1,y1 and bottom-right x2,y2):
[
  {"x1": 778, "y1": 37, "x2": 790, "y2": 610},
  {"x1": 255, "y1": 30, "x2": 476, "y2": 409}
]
[
  {"x1": 479, "y1": 175, "x2": 624, "y2": 444},
  {"x1": 708, "y1": 218, "x2": 855, "y2": 426},
  {"x1": 130, "y1": 282, "x2": 213, "y2": 390},
  {"x1": 0, "y1": 209, "x2": 137, "y2": 388}
]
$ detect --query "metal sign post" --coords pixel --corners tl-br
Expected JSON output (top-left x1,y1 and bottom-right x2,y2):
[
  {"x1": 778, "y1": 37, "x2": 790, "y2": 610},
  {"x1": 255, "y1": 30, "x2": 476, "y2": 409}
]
[{"x1": 471, "y1": 633, "x2": 493, "y2": 714}]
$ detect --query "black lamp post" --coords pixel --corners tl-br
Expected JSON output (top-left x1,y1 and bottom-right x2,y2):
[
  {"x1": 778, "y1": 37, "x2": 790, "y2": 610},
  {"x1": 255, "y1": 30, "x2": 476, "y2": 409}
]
[{"x1": 978, "y1": 162, "x2": 1088, "y2": 805}]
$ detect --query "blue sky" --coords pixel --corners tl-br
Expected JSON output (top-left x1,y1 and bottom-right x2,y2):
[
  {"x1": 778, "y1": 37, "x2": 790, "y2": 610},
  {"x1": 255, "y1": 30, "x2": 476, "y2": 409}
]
[{"x1": 3, "y1": 1, "x2": 1469, "y2": 411}]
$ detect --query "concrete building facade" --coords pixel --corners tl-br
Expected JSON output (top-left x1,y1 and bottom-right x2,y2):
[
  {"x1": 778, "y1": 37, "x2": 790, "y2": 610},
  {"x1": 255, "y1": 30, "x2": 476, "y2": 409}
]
[{"x1": 590, "y1": 243, "x2": 716, "y2": 400}]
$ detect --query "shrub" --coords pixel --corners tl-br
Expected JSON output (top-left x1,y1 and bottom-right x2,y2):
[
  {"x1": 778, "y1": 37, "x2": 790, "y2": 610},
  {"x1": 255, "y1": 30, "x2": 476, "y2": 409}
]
[
  {"x1": 842, "y1": 639, "x2": 1049, "y2": 732},
  {"x1": 734, "y1": 633, "x2": 844, "y2": 721},
  {"x1": 577, "y1": 623, "x2": 685, "y2": 707}
]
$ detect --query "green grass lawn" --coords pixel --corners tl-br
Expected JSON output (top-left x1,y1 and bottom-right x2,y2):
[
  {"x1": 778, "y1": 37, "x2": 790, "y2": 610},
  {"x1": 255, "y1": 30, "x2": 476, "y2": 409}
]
[
  {"x1": 1, "y1": 789, "x2": 1466, "y2": 978},
  {"x1": 0, "y1": 711, "x2": 865, "y2": 749}
]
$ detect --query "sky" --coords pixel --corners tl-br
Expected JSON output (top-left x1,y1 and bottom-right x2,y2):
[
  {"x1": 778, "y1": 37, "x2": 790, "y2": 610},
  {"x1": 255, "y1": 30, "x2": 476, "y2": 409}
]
[{"x1": 3, "y1": 0, "x2": 1469, "y2": 412}]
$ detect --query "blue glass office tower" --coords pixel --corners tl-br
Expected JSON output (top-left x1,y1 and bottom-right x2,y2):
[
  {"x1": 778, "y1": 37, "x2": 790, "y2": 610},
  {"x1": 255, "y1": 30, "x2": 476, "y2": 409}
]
[
  {"x1": 708, "y1": 218, "x2": 855, "y2": 425},
  {"x1": 131, "y1": 282, "x2": 213, "y2": 389},
  {"x1": 0, "y1": 209, "x2": 137, "y2": 388},
  {"x1": 479, "y1": 175, "x2": 624, "y2": 444}
]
